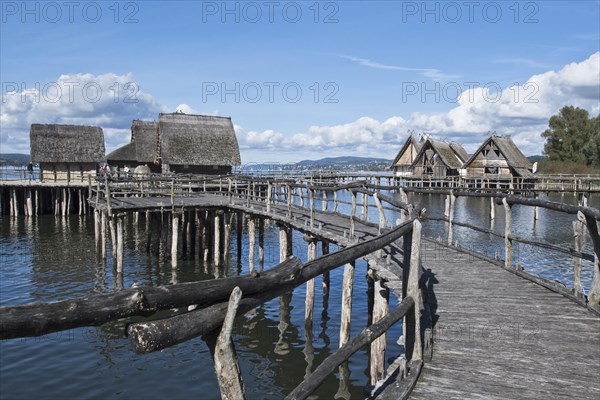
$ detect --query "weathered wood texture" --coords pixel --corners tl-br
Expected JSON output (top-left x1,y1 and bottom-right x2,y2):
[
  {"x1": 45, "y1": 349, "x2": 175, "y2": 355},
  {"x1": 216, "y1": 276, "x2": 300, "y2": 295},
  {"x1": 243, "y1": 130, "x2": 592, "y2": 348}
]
[
  {"x1": 408, "y1": 239, "x2": 600, "y2": 400},
  {"x1": 286, "y1": 296, "x2": 415, "y2": 400}
]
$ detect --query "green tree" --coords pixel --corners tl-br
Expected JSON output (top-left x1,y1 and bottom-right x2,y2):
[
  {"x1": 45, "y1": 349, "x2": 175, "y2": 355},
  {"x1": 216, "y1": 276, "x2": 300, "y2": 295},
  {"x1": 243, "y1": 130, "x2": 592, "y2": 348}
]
[
  {"x1": 583, "y1": 115, "x2": 600, "y2": 167},
  {"x1": 541, "y1": 106, "x2": 599, "y2": 166}
]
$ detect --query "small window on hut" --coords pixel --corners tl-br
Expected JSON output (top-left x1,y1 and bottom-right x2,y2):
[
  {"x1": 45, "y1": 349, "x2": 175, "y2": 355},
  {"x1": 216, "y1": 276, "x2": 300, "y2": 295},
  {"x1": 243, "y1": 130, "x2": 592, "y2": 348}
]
[{"x1": 485, "y1": 167, "x2": 498, "y2": 174}]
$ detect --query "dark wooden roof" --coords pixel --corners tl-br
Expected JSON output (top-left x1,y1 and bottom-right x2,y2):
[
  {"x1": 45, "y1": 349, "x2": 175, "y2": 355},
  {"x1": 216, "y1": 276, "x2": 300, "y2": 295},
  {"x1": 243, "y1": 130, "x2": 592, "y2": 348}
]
[
  {"x1": 30, "y1": 124, "x2": 105, "y2": 163},
  {"x1": 411, "y1": 138, "x2": 468, "y2": 169},
  {"x1": 158, "y1": 113, "x2": 241, "y2": 166},
  {"x1": 463, "y1": 135, "x2": 533, "y2": 176}
]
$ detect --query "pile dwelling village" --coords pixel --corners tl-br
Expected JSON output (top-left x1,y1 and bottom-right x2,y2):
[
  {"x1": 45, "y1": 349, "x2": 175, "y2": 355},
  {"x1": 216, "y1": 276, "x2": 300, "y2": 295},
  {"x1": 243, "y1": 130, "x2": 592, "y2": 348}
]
[
  {"x1": 390, "y1": 133, "x2": 535, "y2": 179},
  {"x1": 0, "y1": 112, "x2": 599, "y2": 400}
]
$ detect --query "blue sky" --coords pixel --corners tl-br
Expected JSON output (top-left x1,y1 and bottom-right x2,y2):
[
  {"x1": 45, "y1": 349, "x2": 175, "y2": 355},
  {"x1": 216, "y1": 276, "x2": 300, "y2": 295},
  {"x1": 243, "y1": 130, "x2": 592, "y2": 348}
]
[{"x1": 1, "y1": 0, "x2": 599, "y2": 163}]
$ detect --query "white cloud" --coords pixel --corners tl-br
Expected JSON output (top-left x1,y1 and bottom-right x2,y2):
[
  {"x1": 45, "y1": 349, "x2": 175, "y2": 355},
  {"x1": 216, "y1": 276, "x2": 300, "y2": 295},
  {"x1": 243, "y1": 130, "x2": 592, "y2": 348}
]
[
  {"x1": 1, "y1": 72, "x2": 166, "y2": 154},
  {"x1": 237, "y1": 52, "x2": 600, "y2": 161},
  {"x1": 338, "y1": 54, "x2": 459, "y2": 81}
]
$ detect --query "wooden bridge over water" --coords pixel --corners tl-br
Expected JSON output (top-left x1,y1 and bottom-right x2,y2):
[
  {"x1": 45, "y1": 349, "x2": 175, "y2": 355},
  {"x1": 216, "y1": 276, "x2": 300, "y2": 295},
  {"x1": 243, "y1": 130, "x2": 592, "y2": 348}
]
[{"x1": 1, "y1": 174, "x2": 599, "y2": 399}]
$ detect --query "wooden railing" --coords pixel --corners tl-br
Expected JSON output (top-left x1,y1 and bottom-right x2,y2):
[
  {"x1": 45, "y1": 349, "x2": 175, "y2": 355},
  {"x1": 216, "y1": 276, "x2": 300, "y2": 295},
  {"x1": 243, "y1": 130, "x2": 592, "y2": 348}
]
[
  {"x1": 408, "y1": 188, "x2": 600, "y2": 311},
  {"x1": 3, "y1": 175, "x2": 428, "y2": 399}
]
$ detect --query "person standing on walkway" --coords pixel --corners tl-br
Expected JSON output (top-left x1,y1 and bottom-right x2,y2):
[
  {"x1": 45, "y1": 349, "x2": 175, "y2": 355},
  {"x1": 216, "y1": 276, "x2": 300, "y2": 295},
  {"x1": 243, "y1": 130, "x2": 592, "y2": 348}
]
[{"x1": 27, "y1": 162, "x2": 34, "y2": 181}]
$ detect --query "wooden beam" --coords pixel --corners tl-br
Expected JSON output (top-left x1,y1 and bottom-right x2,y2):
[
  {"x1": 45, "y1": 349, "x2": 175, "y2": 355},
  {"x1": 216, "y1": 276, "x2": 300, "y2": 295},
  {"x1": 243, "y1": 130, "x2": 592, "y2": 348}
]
[
  {"x1": 210, "y1": 287, "x2": 246, "y2": 400},
  {"x1": 339, "y1": 261, "x2": 355, "y2": 347},
  {"x1": 285, "y1": 297, "x2": 415, "y2": 400},
  {"x1": 305, "y1": 238, "x2": 317, "y2": 328},
  {"x1": 0, "y1": 257, "x2": 303, "y2": 340},
  {"x1": 370, "y1": 276, "x2": 389, "y2": 385}
]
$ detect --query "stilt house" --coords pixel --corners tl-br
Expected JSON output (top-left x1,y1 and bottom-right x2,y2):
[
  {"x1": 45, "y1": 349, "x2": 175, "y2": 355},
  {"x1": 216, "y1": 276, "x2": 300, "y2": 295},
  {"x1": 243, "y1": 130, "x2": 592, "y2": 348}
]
[
  {"x1": 411, "y1": 138, "x2": 468, "y2": 178},
  {"x1": 30, "y1": 124, "x2": 105, "y2": 182},
  {"x1": 390, "y1": 134, "x2": 424, "y2": 176},
  {"x1": 107, "y1": 113, "x2": 241, "y2": 175},
  {"x1": 106, "y1": 120, "x2": 161, "y2": 173},
  {"x1": 463, "y1": 135, "x2": 534, "y2": 178}
]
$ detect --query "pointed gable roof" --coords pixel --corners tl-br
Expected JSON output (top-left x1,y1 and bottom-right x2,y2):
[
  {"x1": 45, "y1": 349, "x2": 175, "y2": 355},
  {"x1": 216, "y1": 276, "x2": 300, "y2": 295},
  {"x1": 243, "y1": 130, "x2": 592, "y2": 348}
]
[
  {"x1": 463, "y1": 135, "x2": 533, "y2": 176},
  {"x1": 411, "y1": 137, "x2": 468, "y2": 169},
  {"x1": 390, "y1": 134, "x2": 424, "y2": 169}
]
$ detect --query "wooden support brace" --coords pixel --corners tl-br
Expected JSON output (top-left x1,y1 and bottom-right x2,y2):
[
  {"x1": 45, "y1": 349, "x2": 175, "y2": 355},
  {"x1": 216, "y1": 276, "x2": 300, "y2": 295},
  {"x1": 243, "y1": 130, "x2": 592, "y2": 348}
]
[{"x1": 211, "y1": 286, "x2": 246, "y2": 400}]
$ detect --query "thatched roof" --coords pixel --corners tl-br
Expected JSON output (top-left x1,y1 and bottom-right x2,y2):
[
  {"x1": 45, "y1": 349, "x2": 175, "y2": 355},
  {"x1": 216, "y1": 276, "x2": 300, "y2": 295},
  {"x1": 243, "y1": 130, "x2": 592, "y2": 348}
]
[
  {"x1": 463, "y1": 135, "x2": 533, "y2": 176},
  {"x1": 106, "y1": 120, "x2": 158, "y2": 163},
  {"x1": 411, "y1": 138, "x2": 468, "y2": 169},
  {"x1": 30, "y1": 124, "x2": 105, "y2": 163},
  {"x1": 159, "y1": 113, "x2": 241, "y2": 166},
  {"x1": 390, "y1": 134, "x2": 424, "y2": 168}
]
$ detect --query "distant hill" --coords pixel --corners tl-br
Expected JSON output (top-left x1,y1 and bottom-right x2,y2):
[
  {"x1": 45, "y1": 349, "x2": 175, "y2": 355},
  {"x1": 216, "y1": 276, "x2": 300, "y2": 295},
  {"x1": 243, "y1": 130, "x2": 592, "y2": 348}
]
[
  {"x1": 0, "y1": 153, "x2": 30, "y2": 166},
  {"x1": 296, "y1": 156, "x2": 391, "y2": 167},
  {"x1": 240, "y1": 156, "x2": 394, "y2": 172}
]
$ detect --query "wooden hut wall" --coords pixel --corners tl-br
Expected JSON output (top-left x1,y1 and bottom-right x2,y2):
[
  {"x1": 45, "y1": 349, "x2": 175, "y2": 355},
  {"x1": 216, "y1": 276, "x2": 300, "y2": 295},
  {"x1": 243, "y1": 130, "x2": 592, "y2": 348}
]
[{"x1": 40, "y1": 163, "x2": 97, "y2": 182}]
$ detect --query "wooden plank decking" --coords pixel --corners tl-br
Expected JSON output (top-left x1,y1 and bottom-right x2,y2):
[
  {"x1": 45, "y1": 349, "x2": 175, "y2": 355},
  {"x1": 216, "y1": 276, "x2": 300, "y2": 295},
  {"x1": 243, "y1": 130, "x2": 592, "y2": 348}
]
[
  {"x1": 410, "y1": 239, "x2": 600, "y2": 400},
  {"x1": 91, "y1": 193, "x2": 600, "y2": 399}
]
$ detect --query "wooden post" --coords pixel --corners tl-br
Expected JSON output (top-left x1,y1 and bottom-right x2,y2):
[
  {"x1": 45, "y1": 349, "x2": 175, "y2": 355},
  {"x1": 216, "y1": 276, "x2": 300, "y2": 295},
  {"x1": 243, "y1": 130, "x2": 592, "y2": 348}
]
[
  {"x1": 26, "y1": 190, "x2": 33, "y2": 217},
  {"x1": 373, "y1": 193, "x2": 387, "y2": 234},
  {"x1": 258, "y1": 218, "x2": 265, "y2": 269},
  {"x1": 370, "y1": 276, "x2": 389, "y2": 385},
  {"x1": 236, "y1": 212, "x2": 243, "y2": 262},
  {"x1": 362, "y1": 192, "x2": 368, "y2": 222},
  {"x1": 447, "y1": 190, "x2": 455, "y2": 246},
  {"x1": 349, "y1": 189, "x2": 356, "y2": 239},
  {"x1": 333, "y1": 190, "x2": 338, "y2": 213},
  {"x1": 444, "y1": 195, "x2": 450, "y2": 217},
  {"x1": 321, "y1": 241, "x2": 330, "y2": 293},
  {"x1": 503, "y1": 198, "x2": 513, "y2": 269},
  {"x1": 583, "y1": 213, "x2": 600, "y2": 307},
  {"x1": 266, "y1": 181, "x2": 272, "y2": 213},
  {"x1": 309, "y1": 189, "x2": 314, "y2": 228},
  {"x1": 248, "y1": 216, "x2": 256, "y2": 273},
  {"x1": 109, "y1": 216, "x2": 117, "y2": 260},
  {"x1": 101, "y1": 211, "x2": 107, "y2": 260},
  {"x1": 116, "y1": 214, "x2": 124, "y2": 273},
  {"x1": 286, "y1": 184, "x2": 292, "y2": 218},
  {"x1": 223, "y1": 213, "x2": 232, "y2": 265},
  {"x1": 305, "y1": 238, "x2": 317, "y2": 328},
  {"x1": 210, "y1": 287, "x2": 246, "y2": 400},
  {"x1": 406, "y1": 219, "x2": 423, "y2": 362},
  {"x1": 339, "y1": 261, "x2": 355, "y2": 347},
  {"x1": 299, "y1": 186, "x2": 304, "y2": 208},
  {"x1": 490, "y1": 196, "x2": 495, "y2": 221},
  {"x1": 322, "y1": 190, "x2": 327, "y2": 212},
  {"x1": 94, "y1": 210, "x2": 100, "y2": 255},
  {"x1": 214, "y1": 211, "x2": 221, "y2": 266},
  {"x1": 573, "y1": 219, "x2": 585, "y2": 296},
  {"x1": 279, "y1": 225, "x2": 289, "y2": 262},
  {"x1": 171, "y1": 213, "x2": 179, "y2": 267}
]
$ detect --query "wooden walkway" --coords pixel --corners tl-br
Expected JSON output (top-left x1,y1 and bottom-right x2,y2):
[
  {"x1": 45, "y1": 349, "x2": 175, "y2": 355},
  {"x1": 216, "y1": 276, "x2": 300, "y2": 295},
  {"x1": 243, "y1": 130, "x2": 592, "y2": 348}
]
[
  {"x1": 91, "y1": 192, "x2": 600, "y2": 398},
  {"x1": 410, "y1": 239, "x2": 600, "y2": 400}
]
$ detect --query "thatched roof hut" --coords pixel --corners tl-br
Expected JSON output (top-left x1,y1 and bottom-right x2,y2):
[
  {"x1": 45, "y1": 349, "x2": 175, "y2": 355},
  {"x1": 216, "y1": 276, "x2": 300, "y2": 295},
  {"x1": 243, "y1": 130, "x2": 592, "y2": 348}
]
[
  {"x1": 411, "y1": 138, "x2": 468, "y2": 178},
  {"x1": 390, "y1": 134, "x2": 424, "y2": 176},
  {"x1": 158, "y1": 113, "x2": 241, "y2": 173},
  {"x1": 30, "y1": 124, "x2": 105, "y2": 182},
  {"x1": 463, "y1": 135, "x2": 533, "y2": 178},
  {"x1": 30, "y1": 124, "x2": 105, "y2": 163},
  {"x1": 107, "y1": 113, "x2": 241, "y2": 174},
  {"x1": 106, "y1": 120, "x2": 159, "y2": 170}
]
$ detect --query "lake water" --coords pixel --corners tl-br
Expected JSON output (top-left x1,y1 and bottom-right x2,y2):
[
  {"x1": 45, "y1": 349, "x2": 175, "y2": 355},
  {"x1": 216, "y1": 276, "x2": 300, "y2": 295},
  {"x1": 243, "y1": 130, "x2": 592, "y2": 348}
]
[{"x1": 0, "y1": 191, "x2": 596, "y2": 399}]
